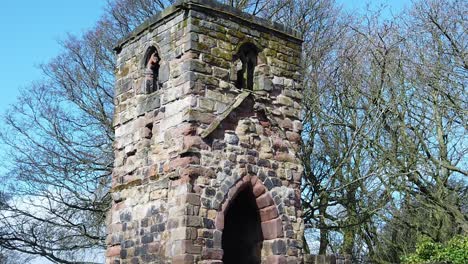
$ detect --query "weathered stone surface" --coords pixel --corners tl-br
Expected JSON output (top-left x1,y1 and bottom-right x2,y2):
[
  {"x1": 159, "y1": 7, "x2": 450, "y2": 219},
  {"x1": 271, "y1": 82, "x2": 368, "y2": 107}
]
[
  {"x1": 106, "y1": 245, "x2": 121, "y2": 257},
  {"x1": 260, "y1": 205, "x2": 280, "y2": 221},
  {"x1": 266, "y1": 255, "x2": 287, "y2": 264},
  {"x1": 108, "y1": 0, "x2": 304, "y2": 263},
  {"x1": 262, "y1": 218, "x2": 284, "y2": 240},
  {"x1": 304, "y1": 254, "x2": 353, "y2": 264},
  {"x1": 257, "y1": 192, "x2": 275, "y2": 209}
]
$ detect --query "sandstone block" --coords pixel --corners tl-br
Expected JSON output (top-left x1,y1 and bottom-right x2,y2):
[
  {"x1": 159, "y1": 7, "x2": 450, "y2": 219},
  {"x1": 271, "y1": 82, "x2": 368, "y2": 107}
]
[
  {"x1": 260, "y1": 205, "x2": 279, "y2": 221},
  {"x1": 106, "y1": 245, "x2": 121, "y2": 257},
  {"x1": 266, "y1": 255, "x2": 287, "y2": 264},
  {"x1": 262, "y1": 218, "x2": 284, "y2": 240},
  {"x1": 256, "y1": 192, "x2": 274, "y2": 209}
]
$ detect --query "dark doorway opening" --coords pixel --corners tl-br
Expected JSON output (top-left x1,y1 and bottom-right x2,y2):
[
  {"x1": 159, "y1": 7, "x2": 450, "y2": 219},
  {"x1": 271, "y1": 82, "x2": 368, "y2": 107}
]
[{"x1": 222, "y1": 186, "x2": 263, "y2": 264}]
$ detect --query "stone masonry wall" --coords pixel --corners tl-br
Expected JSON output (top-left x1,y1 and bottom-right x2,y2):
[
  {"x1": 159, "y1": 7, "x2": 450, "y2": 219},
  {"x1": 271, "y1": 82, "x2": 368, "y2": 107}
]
[
  {"x1": 107, "y1": 1, "x2": 304, "y2": 263},
  {"x1": 304, "y1": 255, "x2": 352, "y2": 264}
]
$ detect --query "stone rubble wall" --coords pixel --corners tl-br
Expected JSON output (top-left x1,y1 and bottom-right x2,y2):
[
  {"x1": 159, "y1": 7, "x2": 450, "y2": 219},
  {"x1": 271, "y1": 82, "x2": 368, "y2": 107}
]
[
  {"x1": 108, "y1": 7, "x2": 192, "y2": 263},
  {"x1": 107, "y1": 1, "x2": 304, "y2": 263},
  {"x1": 304, "y1": 255, "x2": 353, "y2": 264}
]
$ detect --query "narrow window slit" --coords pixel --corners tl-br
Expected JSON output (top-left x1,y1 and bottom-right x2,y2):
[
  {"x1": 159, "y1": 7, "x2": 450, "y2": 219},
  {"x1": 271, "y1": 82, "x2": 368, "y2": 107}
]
[
  {"x1": 235, "y1": 43, "x2": 258, "y2": 90},
  {"x1": 144, "y1": 46, "x2": 160, "y2": 93}
]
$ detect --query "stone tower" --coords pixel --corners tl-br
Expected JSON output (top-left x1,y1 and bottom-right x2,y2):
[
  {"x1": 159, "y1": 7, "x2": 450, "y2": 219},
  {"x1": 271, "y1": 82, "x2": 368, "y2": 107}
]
[{"x1": 107, "y1": 0, "x2": 304, "y2": 263}]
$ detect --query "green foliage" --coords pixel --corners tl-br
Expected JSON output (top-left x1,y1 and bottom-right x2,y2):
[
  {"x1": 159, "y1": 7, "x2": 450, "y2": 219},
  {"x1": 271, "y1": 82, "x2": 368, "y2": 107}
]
[{"x1": 402, "y1": 236, "x2": 468, "y2": 264}]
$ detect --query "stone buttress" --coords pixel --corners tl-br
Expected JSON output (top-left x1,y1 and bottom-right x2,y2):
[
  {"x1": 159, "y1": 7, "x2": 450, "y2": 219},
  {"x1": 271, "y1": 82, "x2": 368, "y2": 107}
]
[{"x1": 107, "y1": 0, "x2": 304, "y2": 263}]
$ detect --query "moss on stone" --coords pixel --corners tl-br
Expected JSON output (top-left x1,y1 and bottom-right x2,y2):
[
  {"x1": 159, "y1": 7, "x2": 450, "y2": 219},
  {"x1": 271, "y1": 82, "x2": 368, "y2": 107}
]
[
  {"x1": 192, "y1": 18, "x2": 200, "y2": 26},
  {"x1": 202, "y1": 54, "x2": 230, "y2": 69},
  {"x1": 264, "y1": 48, "x2": 277, "y2": 57},
  {"x1": 217, "y1": 40, "x2": 233, "y2": 52},
  {"x1": 197, "y1": 42, "x2": 210, "y2": 51},
  {"x1": 210, "y1": 31, "x2": 228, "y2": 41},
  {"x1": 117, "y1": 66, "x2": 130, "y2": 79},
  {"x1": 228, "y1": 29, "x2": 246, "y2": 39},
  {"x1": 211, "y1": 47, "x2": 232, "y2": 61}
]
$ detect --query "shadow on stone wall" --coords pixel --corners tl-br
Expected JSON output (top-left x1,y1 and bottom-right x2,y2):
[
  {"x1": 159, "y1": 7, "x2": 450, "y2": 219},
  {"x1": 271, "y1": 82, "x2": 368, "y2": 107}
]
[{"x1": 304, "y1": 254, "x2": 352, "y2": 264}]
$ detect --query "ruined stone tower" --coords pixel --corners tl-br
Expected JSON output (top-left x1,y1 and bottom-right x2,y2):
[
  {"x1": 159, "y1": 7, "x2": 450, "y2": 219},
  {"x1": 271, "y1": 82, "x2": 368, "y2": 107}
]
[{"x1": 107, "y1": 0, "x2": 304, "y2": 263}]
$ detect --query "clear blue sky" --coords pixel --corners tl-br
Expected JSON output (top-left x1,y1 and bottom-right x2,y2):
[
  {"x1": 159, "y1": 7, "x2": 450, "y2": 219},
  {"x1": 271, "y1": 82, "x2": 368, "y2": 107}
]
[
  {"x1": 0, "y1": 0, "x2": 407, "y2": 114},
  {"x1": 0, "y1": 0, "x2": 106, "y2": 113},
  {"x1": 336, "y1": 0, "x2": 408, "y2": 18}
]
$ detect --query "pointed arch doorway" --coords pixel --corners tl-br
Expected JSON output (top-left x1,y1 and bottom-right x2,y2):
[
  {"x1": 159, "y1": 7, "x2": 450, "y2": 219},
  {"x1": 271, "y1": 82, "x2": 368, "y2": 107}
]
[{"x1": 222, "y1": 185, "x2": 263, "y2": 264}]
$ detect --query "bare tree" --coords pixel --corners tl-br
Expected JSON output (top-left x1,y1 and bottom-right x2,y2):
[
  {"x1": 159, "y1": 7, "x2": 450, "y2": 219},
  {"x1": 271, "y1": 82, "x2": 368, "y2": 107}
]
[
  {"x1": 301, "y1": 9, "x2": 398, "y2": 256},
  {"x1": 0, "y1": 0, "x2": 170, "y2": 262},
  {"x1": 1, "y1": 0, "x2": 465, "y2": 263},
  {"x1": 0, "y1": 0, "x2": 338, "y2": 262},
  {"x1": 368, "y1": 1, "x2": 467, "y2": 261},
  {"x1": 301, "y1": 0, "x2": 466, "y2": 261}
]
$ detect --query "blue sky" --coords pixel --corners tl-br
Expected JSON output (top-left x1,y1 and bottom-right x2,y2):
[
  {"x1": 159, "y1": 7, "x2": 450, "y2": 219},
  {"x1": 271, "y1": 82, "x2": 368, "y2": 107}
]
[
  {"x1": 336, "y1": 0, "x2": 411, "y2": 12},
  {"x1": 337, "y1": 0, "x2": 408, "y2": 15},
  {"x1": 0, "y1": 0, "x2": 408, "y2": 114},
  {"x1": 0, "y1": 0, "x2": 106, "y2": 113},
  {"x1": 0, "y1": 0, "x2": 406, "y2": 261}
]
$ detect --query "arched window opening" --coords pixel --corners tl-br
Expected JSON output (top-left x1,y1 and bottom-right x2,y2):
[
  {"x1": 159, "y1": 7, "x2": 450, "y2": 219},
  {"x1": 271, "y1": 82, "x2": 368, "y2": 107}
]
[
  {"x1": 235, "y1": 43, "x2": 258, "y2": 90},
  {"x1": 144, "y1": 46, "x2": 160, "y2": 93},
  {"x1": 222, "y1": 186, "x2": 263, "y2": 264}
]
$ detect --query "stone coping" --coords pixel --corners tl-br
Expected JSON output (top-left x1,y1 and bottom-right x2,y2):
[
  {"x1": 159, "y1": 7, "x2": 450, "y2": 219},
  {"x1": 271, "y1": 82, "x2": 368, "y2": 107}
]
[{"x1": 115, "y1": 0, "x2": 303, "y2": 52}]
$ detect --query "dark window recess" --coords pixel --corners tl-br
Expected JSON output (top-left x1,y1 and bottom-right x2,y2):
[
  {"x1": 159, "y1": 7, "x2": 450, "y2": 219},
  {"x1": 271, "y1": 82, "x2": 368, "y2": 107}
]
[
  {"x1": 235, "y1": 43, "x2": 258, "y2": 90},
  {"x1": 144, "y1": 47, "x2": 160, "y2": 93},
  {"x1": 222, "y1": 186, "x2": 263, "y2": 264}
]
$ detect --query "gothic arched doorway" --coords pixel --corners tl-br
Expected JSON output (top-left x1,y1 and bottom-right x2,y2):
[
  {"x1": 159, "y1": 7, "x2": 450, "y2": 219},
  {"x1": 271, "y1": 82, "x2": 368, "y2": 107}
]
[{"x1": 222, "y1": 185, "x2": 263, "y2": 264}]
